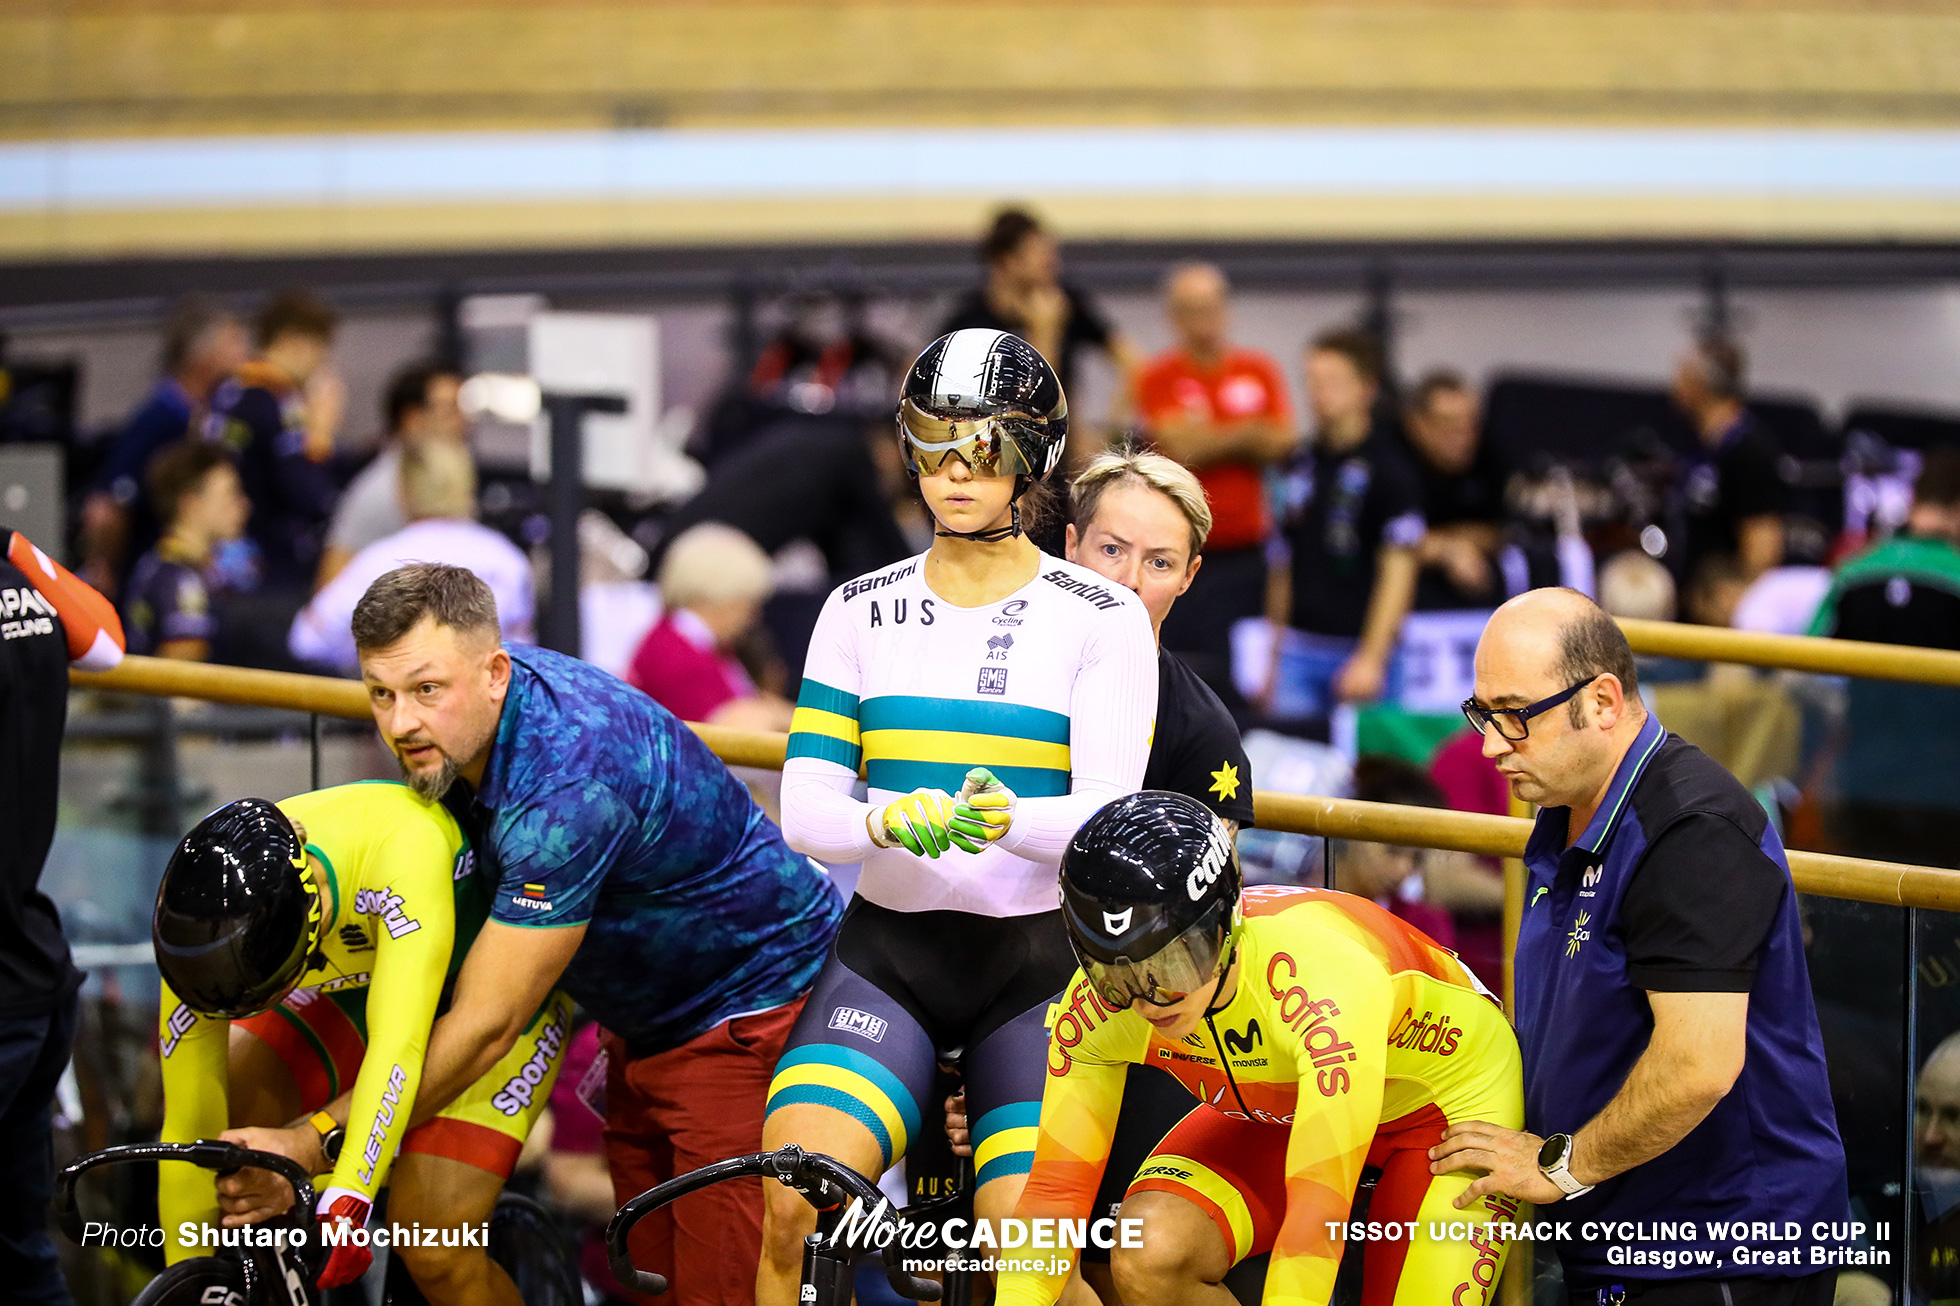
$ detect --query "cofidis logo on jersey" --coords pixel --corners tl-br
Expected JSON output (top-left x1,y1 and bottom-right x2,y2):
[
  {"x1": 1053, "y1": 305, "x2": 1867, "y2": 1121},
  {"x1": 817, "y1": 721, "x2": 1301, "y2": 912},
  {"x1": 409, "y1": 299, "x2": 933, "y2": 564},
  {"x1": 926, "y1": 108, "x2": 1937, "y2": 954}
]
[{"x1": 1266, "y1": 952, "x2": 1356, "y2": 1096}]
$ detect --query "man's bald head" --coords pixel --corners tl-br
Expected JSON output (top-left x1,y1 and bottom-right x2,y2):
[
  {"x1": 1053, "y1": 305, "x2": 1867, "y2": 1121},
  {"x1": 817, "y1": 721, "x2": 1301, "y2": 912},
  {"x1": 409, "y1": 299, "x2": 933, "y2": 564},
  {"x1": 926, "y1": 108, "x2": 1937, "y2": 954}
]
[
  {"x1": 1165, "y1": 262, "x2": 1230, "y2": 355},
  {"x1": 1484, "y1": 588, "x2": 1641, "y2": 726},
  {"x1": 1921, "y1": 1033, "x2": 1960, "y2": 1168}
]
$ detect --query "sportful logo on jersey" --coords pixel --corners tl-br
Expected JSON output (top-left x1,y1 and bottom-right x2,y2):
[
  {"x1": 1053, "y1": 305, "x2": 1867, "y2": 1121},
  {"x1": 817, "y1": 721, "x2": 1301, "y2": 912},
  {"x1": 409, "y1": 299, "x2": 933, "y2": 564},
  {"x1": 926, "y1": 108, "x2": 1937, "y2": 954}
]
[
  {"x1": 977, "y1": 666, "x2": 1008, "y2": 695},
  {"x1": 0, "y1": 585, "x2": 56, "y2": 641},
  {"x1": 1040, "y1": 569, "x2": 1123, "y2": 610},
  {"x1": 351, "y1": 886, "x2": 421, "y2": 939},
  {"x1": 828, "y1": 1007, "x2": 888, "y2": 1043},
  {"x1": 842, "y1": 559, "x2": 919, "y2": 601},
  {"x1": 338, "y1": 923, "x2": 373, "y2": 952}
]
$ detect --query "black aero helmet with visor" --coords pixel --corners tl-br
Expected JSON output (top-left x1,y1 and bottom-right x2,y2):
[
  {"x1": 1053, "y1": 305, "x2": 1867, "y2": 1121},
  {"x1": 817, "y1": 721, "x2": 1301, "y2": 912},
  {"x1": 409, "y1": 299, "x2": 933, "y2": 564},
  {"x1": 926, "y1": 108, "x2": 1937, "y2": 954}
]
[
  {"x1": 1060, "y1": 790, "x2": 1243, "y2": 1012},
  {"x1": 898, "y1": 329, "x2": 1068, "y2": 538},
  {"x1": 153, "y1": 798, "x2": 322, "y2": 1019}
]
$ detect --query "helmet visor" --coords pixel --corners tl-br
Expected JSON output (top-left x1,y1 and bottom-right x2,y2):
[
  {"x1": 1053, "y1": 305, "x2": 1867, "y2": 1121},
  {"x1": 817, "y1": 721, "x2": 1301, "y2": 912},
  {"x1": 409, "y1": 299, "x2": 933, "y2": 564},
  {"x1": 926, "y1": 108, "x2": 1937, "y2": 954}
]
[
  {"x1": 898, "y1": 398, "x2": 1046, "y2": 477},
  {"x1": 1081, "y1": 906, "x2": 1231, "y2": 1012}
]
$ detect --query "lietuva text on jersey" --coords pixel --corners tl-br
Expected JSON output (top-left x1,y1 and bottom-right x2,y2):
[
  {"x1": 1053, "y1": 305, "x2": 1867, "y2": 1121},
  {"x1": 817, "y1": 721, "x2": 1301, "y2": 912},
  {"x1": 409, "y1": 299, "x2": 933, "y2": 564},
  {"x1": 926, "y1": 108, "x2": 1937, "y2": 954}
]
[{"x1": 782, "y1": 550, "x2": 1159, "y2": 916}]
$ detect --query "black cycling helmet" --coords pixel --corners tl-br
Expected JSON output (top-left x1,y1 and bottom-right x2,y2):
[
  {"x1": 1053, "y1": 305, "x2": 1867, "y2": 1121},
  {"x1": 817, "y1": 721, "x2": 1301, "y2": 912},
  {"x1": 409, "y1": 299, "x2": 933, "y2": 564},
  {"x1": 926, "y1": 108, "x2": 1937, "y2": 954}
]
[
  {"x1": 897, "y1": 329, "x2": 1068, "y2": 540},
  {"x1": 1059, "y1": 790, "x2": 1243, "y2": 1011},
  {"x1": 153, "y1": 798, "x2": 321, "y2": 1019}
]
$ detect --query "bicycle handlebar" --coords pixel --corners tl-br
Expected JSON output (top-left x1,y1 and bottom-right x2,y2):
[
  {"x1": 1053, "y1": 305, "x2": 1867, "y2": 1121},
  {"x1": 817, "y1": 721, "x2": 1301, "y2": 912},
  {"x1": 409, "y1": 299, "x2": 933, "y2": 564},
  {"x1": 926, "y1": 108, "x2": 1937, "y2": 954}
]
[
  {"x1": 606, "y1": 1145, "x2": 941, "y2": 1302},
  {"x1": 54, "y1": 1139, "x2": 327, "y2": 1278}
]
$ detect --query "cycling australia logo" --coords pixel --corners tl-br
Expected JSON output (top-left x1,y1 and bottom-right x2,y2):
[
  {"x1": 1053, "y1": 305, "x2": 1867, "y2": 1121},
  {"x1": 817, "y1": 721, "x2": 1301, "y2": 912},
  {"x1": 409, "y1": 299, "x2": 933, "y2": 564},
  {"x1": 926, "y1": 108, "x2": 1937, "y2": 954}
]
[
  {"x1": 829, "y1": 1007, "x2": 888, "y2": 1043},
  {"x1": 993, "y1": 599, "x2": 1028, "y2": 627},
  {"x1": 1565, "y1": 910, "x2": 1592, "y2": 958}
]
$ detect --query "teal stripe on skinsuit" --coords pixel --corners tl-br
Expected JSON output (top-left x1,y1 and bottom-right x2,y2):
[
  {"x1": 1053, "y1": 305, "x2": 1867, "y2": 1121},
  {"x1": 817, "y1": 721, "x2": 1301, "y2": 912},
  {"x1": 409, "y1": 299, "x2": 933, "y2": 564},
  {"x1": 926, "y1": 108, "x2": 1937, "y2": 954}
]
[
  {"x1": 795, "y1": 679, "x2": 861, "y2": 718},
  {"x1": 766, "y1": 1085, "x2": 894, "y2": 1168},
  {"x1": 860, "y1": 696, "x2": 1071, "y2": 745},
  {"x1": 976, "y1": 1151, "x2": 1037, "y2": 1187},
  {"x1": 972, "y1": 1100, "x2": 1041, "y2": 1144},
  {"x1": 773, "y1": 1043, "x2": 925, "y2": 1144},
  {"x1": 867, "y1": 760, "x2": 1069, "y2": 799},
  {"x1": 787, "y1": 732, "x2": 862, "y2": 770}
]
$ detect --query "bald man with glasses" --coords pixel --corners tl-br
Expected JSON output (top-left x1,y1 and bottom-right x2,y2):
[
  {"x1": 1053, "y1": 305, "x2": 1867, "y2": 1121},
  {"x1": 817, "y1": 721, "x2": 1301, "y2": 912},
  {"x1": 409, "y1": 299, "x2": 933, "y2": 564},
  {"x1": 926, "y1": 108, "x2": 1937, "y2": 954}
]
[{"x1": 1434, "y1": 588, "x2": 1848, "y2": 1306}]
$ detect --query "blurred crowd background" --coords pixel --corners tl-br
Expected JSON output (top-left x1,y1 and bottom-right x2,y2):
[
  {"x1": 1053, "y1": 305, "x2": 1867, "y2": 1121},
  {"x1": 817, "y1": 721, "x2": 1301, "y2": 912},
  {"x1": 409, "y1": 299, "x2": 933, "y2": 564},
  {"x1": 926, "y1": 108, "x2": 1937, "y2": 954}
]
[{"x1": 15, "y1": 1, "x2": 1960, "y2": 1300}]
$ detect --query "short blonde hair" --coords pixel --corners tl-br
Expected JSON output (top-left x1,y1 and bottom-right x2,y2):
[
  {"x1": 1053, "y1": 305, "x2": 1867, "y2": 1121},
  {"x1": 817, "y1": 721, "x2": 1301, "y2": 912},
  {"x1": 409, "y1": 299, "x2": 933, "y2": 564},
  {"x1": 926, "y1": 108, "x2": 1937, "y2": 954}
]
[
  {"x1": 1597, "y1": 551, "x2": 1676, "y2": 623},
  {"x1": 658, "y1": 522, "x2": 774, "y2": 611},
  {"x1": 400, "y1": 440, "x2": 477, "y2": 521},
  {"x1": 1069, "y1": 447, "x2": 1213, "y2": 561}
]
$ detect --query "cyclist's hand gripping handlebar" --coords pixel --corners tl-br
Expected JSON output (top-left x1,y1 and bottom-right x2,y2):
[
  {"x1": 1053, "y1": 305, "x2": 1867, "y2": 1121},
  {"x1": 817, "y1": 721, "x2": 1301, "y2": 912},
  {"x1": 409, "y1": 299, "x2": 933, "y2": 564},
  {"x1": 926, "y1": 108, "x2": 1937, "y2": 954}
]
[
  {"x1": 606, "y1": 1144, "x2": 940, "y2": 1301},
  {"x1": 54, "y1": 1139, "x2": 326, "y2": 1279}
]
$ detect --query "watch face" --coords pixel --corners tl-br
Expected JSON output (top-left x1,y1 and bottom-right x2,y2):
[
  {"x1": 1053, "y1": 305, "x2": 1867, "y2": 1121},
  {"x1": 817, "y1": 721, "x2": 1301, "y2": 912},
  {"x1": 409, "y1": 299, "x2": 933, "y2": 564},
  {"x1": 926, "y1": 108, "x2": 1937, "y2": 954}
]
[{"x1": 1538, "y1": 1134, "x2": 1566, "y2": 1169}]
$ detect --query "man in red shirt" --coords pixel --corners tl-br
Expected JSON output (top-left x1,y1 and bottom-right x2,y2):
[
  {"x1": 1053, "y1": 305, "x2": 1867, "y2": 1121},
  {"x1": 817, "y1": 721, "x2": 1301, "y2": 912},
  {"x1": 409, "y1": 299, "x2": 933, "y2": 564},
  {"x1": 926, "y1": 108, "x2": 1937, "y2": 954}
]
[{"x1": 1135, "y1": 262, "x2": 1297, "y2": 710}]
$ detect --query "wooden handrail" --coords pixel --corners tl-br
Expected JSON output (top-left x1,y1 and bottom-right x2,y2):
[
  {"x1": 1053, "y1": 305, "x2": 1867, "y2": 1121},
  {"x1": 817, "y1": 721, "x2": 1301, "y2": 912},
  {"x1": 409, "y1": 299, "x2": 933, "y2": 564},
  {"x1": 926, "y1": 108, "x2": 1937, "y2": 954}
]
[
  {"x1": 1617, "y1": 617, "x2": 1960, "y2": 686},
  {"x1": 67, "y1": 652, "x2": 1960, "y2": 911}
]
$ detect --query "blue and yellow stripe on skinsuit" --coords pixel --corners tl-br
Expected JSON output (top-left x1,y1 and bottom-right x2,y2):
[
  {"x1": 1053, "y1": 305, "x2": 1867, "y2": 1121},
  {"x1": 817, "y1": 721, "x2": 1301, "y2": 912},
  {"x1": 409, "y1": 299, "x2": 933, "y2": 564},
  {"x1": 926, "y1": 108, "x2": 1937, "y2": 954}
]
[
  {"x1": 766, "y1": 1044, "x2": 922, "y2": 1171},
  {"x1": 973, "y1": 1101, "x2": 1041, "y2": 1188},
  {"x1": 860, "y1": 696, "x2": 1071, "y2": 798},
  {"x1": 788, "y1": 679, "x2": 862, "y2": 771}
]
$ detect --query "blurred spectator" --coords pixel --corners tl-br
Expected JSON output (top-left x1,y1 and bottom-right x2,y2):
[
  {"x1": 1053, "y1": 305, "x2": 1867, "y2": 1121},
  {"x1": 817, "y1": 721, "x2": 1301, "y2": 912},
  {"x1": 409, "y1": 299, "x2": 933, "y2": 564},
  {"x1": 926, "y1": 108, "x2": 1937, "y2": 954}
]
[
  {"x1": 1423, "y1": 730, "x2": 1510, "y2": 990},
  {"x1": 650, "y1": 422, "x2": 911, "y2": 586},
  {"x1": 630, "y1": 523, "x2": 792, "y2": 730},
  {"x1": 288, "y1": 441, "x2": 532, "y2": 673},
  {"x1": 1686, "y1": 553, "x2": 1752, "y2": 629},
  {"x1": 1808, "y1": 447, "x2": 1960, "y2": 864},
  {"x1": 1597, "y1": 549, "x2": 1678, "y2": 623},
  {"x1": 318, "y1": 360, "x2": 464, "y2": 586},
  {"x1": 1260, "y1": 328, "x2": 1424, "y2": 715},
  {"x1": 1669, "y1": 335, "x2": 1787, "y2": 583},
  {"x1": 0, "y1": 529, "x2": 122, "y2": 1306},
  {"x1": 1334, "y1": 756, "x2": 1456, "y2": 950},
  {"x1": 1730, "y1": 566, "x2": 1834, "y2": 637},
  {"x1": 202, "y1": 289, "x2": 345, "y2": 588},
  {"x1": 937, "y1": 207, "x2": 1142, "y2": 425},
  {"x1": 1918, "y1": 1033, "x2": 1960, "y2": 1298},
  {"x1": 1404, "y1": 369, "x2": 1510, "y2": 610},
  {"x1": 1135, "y1": 263, "x2": 1296, "y2": 710},
  {"x1": 79, "y1": 295, "x2": 248, "y2": 596},
  {"x1": 122, "y1": 441, "x2": 249, "y2": 661},
  {"x1": 542, "y1": 1020, "x2": 637, "y2": 1304}
]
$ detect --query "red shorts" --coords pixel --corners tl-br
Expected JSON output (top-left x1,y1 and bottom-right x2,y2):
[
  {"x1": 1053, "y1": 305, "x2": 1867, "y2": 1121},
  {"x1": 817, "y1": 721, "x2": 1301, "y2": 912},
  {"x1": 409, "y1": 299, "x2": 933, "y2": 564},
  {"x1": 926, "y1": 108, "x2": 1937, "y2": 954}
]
[
  {"x1": 602, "y1": 998, "x2": 804, "y2": 1306},
  {"x1": 1126, "y1": 1104, "x2": 1514, "y2": 1306}
]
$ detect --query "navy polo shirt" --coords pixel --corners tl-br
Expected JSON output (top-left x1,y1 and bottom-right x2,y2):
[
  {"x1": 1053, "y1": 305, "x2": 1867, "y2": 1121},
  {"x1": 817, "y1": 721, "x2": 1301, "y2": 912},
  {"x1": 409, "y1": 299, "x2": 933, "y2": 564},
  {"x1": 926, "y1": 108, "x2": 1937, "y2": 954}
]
[{"x1": 1515, "y1": 712, "x2": 1848, "y2": 1285}]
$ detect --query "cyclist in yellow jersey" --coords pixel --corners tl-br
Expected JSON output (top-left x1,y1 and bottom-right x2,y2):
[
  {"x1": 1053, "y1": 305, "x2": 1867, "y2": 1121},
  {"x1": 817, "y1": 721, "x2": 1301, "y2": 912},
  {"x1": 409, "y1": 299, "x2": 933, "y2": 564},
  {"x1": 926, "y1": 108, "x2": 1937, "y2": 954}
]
[
  {"x1": 154, "y1": 786, "x2": 573, "y2": 1306},
  {"x1": 1000, "y1": 791, "x2": 1523, "y2": 1306}
]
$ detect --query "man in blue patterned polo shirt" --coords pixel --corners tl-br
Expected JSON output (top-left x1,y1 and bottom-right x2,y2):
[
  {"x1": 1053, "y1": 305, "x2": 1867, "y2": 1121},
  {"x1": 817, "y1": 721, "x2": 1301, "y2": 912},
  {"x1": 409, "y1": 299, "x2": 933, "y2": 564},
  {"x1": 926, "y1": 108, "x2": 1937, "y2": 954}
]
[
  {"x1": 336, "y1": 562, "x2": 839, "y2": 1306},
  {"x1": 1431, "y1": 588, "x2": 1849, "y2": 1306}
]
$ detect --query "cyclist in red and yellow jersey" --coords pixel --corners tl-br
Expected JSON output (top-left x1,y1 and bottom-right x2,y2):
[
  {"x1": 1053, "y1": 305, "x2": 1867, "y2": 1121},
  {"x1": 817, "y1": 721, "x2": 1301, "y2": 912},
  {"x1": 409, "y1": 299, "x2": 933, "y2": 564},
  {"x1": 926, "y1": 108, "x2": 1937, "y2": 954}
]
[{"x1": 1000, "y1": 791, "x2": 1523, "y2": 1306}]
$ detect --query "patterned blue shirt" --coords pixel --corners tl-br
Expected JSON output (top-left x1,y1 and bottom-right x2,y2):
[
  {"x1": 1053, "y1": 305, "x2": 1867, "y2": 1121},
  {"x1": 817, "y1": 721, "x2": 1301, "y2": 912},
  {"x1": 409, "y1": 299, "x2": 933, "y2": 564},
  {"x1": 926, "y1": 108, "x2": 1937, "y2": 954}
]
[{"x1": 455, "y1": 644, "x2": 842, "y2": 1055}]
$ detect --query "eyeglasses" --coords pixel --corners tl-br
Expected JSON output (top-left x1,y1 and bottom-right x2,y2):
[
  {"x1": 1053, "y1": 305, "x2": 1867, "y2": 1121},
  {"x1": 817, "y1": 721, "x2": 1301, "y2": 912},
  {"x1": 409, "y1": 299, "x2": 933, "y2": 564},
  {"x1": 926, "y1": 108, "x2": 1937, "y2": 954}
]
[{"x1": 1460, "y1": 677, "x2": 1599, "y2": 742}]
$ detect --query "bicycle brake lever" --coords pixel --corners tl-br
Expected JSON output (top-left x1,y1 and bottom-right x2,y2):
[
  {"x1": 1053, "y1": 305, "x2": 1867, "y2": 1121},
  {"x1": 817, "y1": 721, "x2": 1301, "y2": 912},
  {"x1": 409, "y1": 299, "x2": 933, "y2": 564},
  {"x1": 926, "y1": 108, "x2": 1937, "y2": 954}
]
[{"x1": 884, "y1": 1251, "x2": 943, "y2": 1302}]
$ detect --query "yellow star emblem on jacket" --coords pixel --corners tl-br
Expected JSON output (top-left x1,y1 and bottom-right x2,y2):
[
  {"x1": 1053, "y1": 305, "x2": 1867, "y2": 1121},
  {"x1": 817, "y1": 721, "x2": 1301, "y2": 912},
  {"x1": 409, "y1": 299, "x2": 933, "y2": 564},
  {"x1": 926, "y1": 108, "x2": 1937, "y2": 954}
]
[{"x1": 1208, "y1": 762, "x2": 1240, "y2": 802}]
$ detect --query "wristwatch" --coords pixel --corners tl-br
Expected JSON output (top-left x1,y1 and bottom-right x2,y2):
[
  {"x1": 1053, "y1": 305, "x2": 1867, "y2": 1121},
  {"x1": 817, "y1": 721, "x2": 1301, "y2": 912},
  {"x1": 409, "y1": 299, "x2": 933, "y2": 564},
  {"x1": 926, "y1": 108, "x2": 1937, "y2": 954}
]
[
  {"x1": 309, "y1": 1110, "x2": 345, "y2": 1167},
  {"x1": 1537, "y1": 1133, "x2": 1593, "y2": 1199}
]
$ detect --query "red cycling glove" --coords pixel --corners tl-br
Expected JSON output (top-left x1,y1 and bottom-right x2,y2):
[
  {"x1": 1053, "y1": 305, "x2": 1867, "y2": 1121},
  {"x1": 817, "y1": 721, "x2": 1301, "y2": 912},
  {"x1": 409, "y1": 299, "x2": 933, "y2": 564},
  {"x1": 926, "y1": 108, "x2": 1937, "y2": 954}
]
[{"x1": 316, "y1": 1190, "x2": 374, "y2": 1289}]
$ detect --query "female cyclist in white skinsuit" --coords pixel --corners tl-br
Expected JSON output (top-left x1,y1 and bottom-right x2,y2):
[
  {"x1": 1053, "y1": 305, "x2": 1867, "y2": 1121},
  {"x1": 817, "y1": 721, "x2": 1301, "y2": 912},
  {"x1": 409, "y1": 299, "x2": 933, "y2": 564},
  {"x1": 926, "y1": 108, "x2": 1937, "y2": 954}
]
[{"x1": 756, "y1": 329, "x2": 1158, "y2": 1306}]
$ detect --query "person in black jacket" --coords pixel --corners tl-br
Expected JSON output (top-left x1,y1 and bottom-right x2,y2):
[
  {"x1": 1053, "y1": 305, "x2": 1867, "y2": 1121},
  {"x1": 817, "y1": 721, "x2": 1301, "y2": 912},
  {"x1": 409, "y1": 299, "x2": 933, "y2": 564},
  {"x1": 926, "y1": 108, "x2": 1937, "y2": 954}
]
[{"x1": 0, "y1": 530, "x2": 125, "y2": 1304}]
